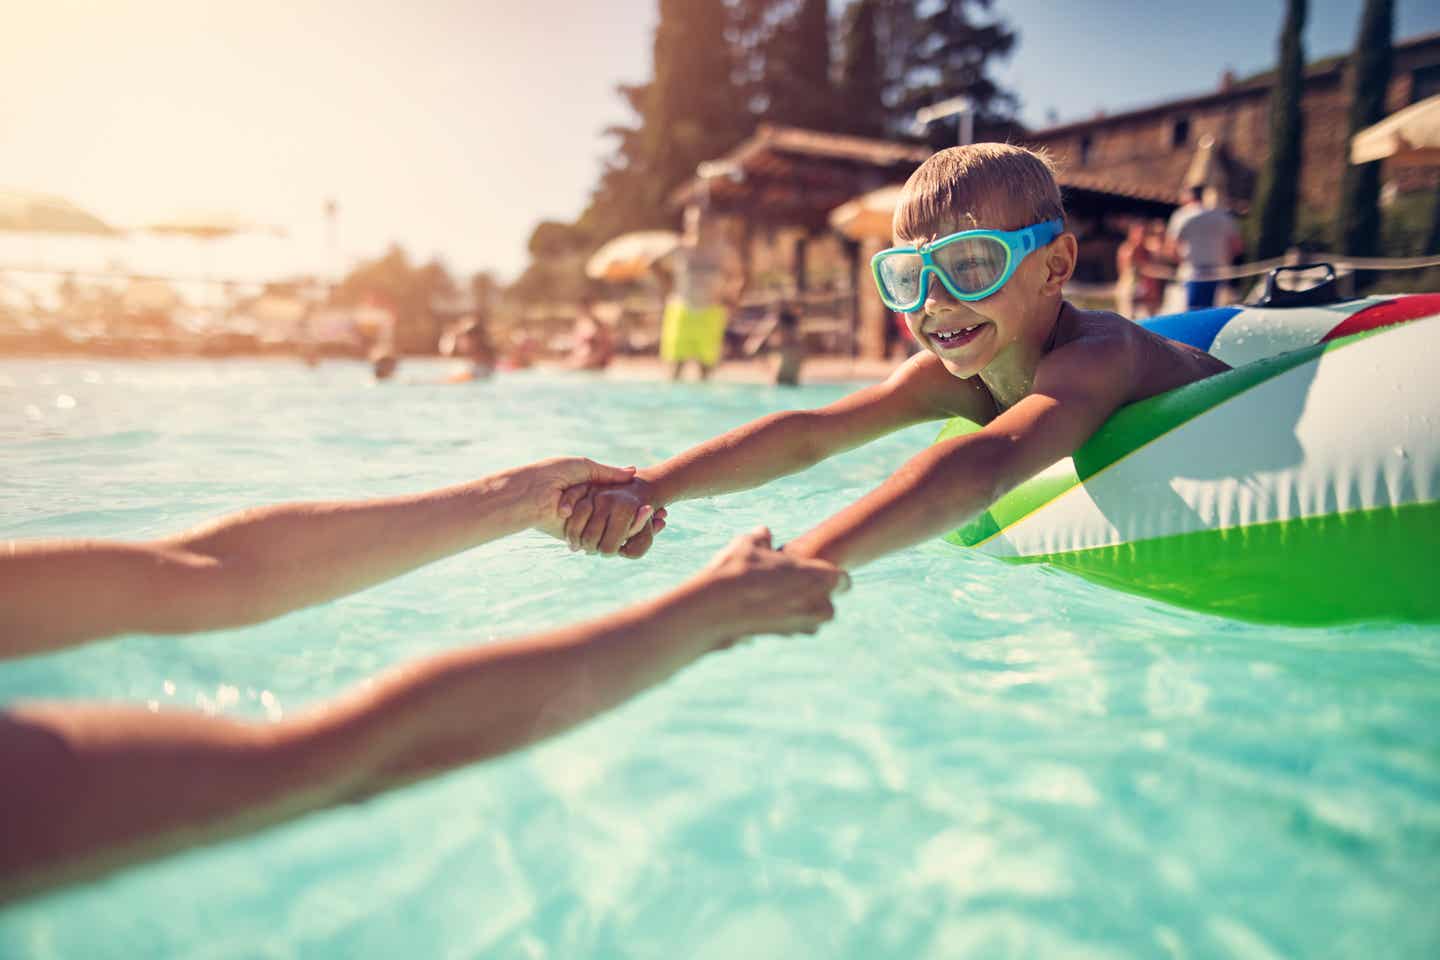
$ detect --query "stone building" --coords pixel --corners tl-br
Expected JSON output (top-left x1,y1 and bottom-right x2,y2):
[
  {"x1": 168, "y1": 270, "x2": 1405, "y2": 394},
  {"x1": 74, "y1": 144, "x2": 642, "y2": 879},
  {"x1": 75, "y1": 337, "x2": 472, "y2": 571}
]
[{"x1": 1022, "y1": 31, "x2": 1440, "y2": 226}]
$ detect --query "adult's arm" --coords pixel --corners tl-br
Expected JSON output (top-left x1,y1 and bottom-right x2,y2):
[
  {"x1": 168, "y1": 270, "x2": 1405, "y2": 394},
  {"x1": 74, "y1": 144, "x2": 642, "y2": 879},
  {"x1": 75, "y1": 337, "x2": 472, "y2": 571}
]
[
  {"x1": 784, "y1": 335, "x2": 1137, "y2": 570},
  {"x1": 0, "y1": 529, "x2": 844, "y2": 903},
  {"x1": 0, "y1": 458, "x2": 635, "y2": 659}
]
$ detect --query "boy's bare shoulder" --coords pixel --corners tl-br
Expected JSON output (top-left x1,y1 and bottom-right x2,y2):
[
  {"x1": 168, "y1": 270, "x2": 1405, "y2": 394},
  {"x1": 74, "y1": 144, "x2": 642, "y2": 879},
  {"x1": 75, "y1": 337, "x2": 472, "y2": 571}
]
[
  {"x1": 1057, "y1": 303, "x2": 1229, "y2": 403},
  {"x1": 886, "y1": 350, "x2": 997, "y2": 421}
]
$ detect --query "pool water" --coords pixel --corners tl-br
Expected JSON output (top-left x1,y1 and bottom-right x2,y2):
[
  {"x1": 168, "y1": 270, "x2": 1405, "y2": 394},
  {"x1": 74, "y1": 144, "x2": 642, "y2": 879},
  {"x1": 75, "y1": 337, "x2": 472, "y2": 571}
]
[{"x1": 2, "y1": 359, "x2": 1437, "y2": 958}]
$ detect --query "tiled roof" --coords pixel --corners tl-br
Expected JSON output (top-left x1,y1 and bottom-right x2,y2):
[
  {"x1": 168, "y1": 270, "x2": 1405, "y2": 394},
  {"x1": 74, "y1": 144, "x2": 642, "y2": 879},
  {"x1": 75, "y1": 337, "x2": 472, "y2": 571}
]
[
  {"x1": 739, "y1": 125, "x2": 932, "y2": 166},
  {"x1": 1055, "y1": 170, "x2": 1180, "y2": 206},
  {"x1": 672, "y1": 125, "x2": 930, "y2": 210}
]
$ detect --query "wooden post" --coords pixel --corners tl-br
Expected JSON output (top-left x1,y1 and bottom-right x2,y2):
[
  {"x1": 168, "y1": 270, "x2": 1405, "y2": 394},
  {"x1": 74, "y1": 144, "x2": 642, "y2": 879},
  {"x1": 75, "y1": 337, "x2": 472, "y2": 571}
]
[{"x1": 856, "y1": 236, "x2": 891, "y2": 360}]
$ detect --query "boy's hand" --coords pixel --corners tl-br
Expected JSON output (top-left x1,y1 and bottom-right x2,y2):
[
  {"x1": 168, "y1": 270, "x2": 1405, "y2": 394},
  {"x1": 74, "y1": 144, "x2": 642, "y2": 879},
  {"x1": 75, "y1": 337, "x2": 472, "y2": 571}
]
[
  {"x1": 562, "y1": 478, "x2": 667, "y2": 557},
  {"x1": 514, "y1": 458, "x2": 638, "y2": 540},
  {"x1": 686, "y1": 527, "x2": 848, "y2": 646}
]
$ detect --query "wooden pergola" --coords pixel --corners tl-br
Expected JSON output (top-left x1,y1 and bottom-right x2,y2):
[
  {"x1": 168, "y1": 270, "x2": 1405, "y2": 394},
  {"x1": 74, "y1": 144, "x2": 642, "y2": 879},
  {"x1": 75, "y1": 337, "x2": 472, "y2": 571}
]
[
  {"x1": 671, "y1": 125, "x2": 930, "y2": 357},
  {"x1": 673, "y1": 125, "x2": 932, "y2": 231}
]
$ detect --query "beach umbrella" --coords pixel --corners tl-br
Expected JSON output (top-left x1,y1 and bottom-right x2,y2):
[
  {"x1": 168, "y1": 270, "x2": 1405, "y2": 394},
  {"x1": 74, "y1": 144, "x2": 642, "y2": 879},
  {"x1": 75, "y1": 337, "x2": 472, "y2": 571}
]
[
  {"x1": 585, "y1": 230, "x2": 680, "y2": 281},
  {"x1": 0, "y1": 188, "x2": 115, "y2": 235},
  {"x1": 829, "y1": 184, "x2": 905, "y2": 241},
  {"x1": 141, "y1": 212, "x2": 287, "y2": 239},
  {"x1": 1350, "y1": 93, "x2": 1440, "y2": 167}
]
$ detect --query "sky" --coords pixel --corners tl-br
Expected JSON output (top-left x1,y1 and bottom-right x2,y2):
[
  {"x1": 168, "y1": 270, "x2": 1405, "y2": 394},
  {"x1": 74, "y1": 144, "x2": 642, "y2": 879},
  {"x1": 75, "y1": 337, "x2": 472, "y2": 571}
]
[{"x1": 3, "y1": 0, "x2": 1439, "y2": 282}]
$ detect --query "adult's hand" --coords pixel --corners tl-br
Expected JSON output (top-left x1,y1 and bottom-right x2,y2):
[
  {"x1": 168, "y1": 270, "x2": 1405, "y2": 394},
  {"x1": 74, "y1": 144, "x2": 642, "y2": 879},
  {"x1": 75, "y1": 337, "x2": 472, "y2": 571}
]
[{"x1": 686, "y1": 527, "x2": 848, "y2": 647}]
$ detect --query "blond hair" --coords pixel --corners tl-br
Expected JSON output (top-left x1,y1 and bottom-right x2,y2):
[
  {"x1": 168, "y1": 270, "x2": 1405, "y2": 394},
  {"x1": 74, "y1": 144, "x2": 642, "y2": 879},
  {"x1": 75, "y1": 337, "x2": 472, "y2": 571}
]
[{"x1": 893, "y1": 143, "x2": 1064, "y2": 241}]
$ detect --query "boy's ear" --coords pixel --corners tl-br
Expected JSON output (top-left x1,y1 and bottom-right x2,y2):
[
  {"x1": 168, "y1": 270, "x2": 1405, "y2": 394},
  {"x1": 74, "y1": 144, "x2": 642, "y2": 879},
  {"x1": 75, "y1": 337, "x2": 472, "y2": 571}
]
[{"x1": 1039, "y1": 233, "x2": 1078, "y2": 295}]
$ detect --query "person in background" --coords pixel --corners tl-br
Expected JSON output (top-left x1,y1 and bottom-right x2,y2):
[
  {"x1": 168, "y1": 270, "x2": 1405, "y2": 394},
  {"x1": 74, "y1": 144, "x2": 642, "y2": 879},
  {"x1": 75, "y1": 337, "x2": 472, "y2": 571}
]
[
  {"x1": 0, "y1": 457, "x2": 844, "y2": 901},
  {"x1": 661, "y1": 204, "x2": 743, "y2": 382},
  {"x1": 743, "y1": 302, "x2": 807, "y2": 386},
  {"x1": 500, "y1": 332, "x2": 539, "y2": 371},
  {"x1": 1115, "y1": 221, "x2": 1165, "y2": 320},
  {"x1": 442, "y1": 315, "x2": 496, "y2": 382},
  {"x1": 1140, "y1": 220, "x2": 1169, "y2": 317},
  {"x1": 568, "y1": 296, "x2": 616, "y2": 371},
  {"x1": 370, "y1": 346, "x2": 398, "y2": 381},
  {"x1": 1166, "y1": 185, "x2": 1242, "y2": 310},
  {"x1": 771, "y1": 305, "x2": 806, "y2": 387}
]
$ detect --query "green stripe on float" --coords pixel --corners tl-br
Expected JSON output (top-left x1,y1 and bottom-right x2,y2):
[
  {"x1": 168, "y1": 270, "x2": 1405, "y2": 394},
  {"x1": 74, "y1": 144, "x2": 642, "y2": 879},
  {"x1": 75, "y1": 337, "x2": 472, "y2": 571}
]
[
  {"x1": 935, "y1": 322, "x2": 1403, "y2": 549},
  {"x1": 998, "y1": 499, "x2": 1440, "y2": 626}
]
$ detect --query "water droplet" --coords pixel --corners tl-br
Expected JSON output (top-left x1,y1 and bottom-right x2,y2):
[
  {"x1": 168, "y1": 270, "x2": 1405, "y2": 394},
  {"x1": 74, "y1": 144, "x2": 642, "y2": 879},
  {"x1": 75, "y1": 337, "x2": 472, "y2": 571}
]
[
  {"x1": 1393, "y1": 446, "x2": 1408, "y2": 459},
  {"x1": 55, "y1": 394, "x2": 76, "y2": 409}
]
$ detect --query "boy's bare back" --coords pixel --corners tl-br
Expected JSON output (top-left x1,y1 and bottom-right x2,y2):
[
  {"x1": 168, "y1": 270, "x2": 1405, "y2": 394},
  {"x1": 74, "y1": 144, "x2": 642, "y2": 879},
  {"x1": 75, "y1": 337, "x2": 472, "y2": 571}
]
[{"x1": 883, "y1": 301, "x2": 1230, "y2": 430}]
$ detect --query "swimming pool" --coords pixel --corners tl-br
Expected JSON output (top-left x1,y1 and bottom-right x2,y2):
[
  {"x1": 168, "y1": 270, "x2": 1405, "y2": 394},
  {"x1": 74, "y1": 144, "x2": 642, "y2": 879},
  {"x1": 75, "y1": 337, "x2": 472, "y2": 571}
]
[{"x1": 2, "y1": 358, "x2": 1437, "y2": 958}]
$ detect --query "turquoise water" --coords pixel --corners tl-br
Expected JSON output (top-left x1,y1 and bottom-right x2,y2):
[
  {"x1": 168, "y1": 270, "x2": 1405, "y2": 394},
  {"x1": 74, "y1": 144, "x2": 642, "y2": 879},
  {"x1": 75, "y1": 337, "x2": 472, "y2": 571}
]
[{"x1": 2, "y1": 358, "x2": 1437, "y2": 958}]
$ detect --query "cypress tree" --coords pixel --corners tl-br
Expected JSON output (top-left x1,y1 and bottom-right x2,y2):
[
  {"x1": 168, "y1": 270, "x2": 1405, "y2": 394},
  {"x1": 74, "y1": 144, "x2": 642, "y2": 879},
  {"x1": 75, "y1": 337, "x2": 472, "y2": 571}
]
[
  {"x1": 578, "y1": 0, "x2": 751, "y2": 237},
  {"x1": 642, "y1": 0, "x2": 750, "y2": 203},
  {"x1": 760, "y1": 0, "x2": 836, "y2": 130},
  {"x1": 1336, "y1": 0, "x2": 1393, "y2": 269},
  {"x1": 1251, "y1": 0, "x2": 1306, "y2": 260},
  {"x1": 837, "y1": 0, "x2": 886, "y2": 138},
  {"x1": 894, "y1": 0, "x2": 1018, "y2": 139}
]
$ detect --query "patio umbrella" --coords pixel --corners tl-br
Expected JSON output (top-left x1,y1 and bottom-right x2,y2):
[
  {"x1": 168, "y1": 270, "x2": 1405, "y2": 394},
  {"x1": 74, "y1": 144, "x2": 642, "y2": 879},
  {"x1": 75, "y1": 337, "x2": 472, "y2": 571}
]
[
  {"x1": 0, "y1": 188, "x2": 115, "y2": 234},
  {"x1": 1182, "y1": 135, "x2": 1231, "y2": 197},
  {"x1": 1351, "y1": 93, "x2": 1440, "y2": 166},
  {"x1": 829, "y1": 184, "x2": 904, "y2": 240},
  {"x1": 585, "y1": 230, "x2": 680, "y2": 281},
  {"x1": 141, "y1": 212, "x2": 287, "y2": 239}
]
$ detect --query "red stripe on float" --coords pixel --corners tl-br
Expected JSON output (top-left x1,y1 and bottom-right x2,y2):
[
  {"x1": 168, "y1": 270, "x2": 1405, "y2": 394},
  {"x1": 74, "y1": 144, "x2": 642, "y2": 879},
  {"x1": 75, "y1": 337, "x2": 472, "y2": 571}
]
[{"x1": 1322, "y1": 294, "x2": 1440, "y2": 342}]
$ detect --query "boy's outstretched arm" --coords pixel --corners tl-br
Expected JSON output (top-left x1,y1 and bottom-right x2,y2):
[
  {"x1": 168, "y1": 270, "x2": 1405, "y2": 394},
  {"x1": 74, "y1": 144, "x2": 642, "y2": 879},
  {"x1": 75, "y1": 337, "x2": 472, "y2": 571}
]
[
  {"x1": 0, "y1": 458, "x2": 637, "y2": 660},
  {"x1": 565, "y1": 353, "x2": 994, "y2": 557},
  {"x1": 784, "y1": 337, "x2": 1136, "y2": 570},
  {"x1": 0, "y1": 530, "x2": 844, "y2": 903}
]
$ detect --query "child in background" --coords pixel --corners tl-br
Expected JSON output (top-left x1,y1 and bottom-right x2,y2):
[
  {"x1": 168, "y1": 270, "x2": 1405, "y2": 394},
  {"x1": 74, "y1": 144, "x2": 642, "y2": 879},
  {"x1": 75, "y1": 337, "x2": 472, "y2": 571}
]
[
  {"x1": 770, "y1": 304, "x2": 806, "y2": 386},
  {"x1": 562, "y1": 143, "x2": 1229, "y2": 570},
  {"x1": 442, "y1": 316, "x2": 495, "y2": 381}
]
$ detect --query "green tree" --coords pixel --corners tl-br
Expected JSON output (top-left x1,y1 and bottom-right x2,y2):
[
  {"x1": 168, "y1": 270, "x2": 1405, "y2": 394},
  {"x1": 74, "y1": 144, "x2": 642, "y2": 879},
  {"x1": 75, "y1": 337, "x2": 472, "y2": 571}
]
[
  {"x1": 1336, "y1": 0, "x2": 1393, "y2": 272},
  {"x1": 758, "y1": 0, "x2": 836, "y2": 129},
  {"x1": 574, "y1": 0, "x2": 753, "y2": 245},
  {"x1": 333, "y1": 245, "x2": 456, "y2": 352},
  {"x1": 837, "y1": 0, "x2": 886, "y2": 138},
  {"x1": 1251, "y1": 0, "x2": 1306, "y2": 260},
  {"x1": 886, "y1": 0, "x2": 1017, "y2": 143},
  {"x1": 508, "y1": 220, "x2": 597, "y2": 305}
]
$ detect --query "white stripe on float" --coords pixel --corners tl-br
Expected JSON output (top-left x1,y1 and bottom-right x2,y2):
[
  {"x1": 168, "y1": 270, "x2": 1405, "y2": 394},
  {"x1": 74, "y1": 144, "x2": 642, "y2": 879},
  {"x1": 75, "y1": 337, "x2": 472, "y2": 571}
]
[
  {"x1": 1206, "y1": 297, "x2": 1386, "y2": 367},
  {"x1": 979, "y1": 314, "x2": 1440, "y2": 559}
]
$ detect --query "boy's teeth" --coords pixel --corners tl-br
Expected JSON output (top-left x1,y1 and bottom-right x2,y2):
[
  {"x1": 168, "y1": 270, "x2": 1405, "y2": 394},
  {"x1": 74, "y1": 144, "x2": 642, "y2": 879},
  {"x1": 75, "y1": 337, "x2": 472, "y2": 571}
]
[{"x1": 933, "y1": 323, "x2": 981, "y2": 340}]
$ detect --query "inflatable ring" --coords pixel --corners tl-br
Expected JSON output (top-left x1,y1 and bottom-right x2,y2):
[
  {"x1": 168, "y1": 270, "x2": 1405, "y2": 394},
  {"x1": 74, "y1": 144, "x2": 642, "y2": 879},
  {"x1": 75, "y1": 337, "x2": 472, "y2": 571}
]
[{"x1": 936, "y1": 294, "x2": 1440, "y2": 625}]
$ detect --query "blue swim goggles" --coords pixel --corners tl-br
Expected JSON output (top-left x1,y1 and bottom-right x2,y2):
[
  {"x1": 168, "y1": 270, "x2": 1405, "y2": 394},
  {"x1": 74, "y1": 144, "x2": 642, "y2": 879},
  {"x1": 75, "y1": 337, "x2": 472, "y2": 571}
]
[{"x1": 870, "y1": 218, "x2": 1064, "y2": 311}]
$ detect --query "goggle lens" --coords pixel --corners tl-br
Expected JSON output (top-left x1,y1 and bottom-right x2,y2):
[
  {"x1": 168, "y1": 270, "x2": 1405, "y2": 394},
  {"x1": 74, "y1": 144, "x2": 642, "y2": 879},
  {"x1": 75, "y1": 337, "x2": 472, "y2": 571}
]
[
  {"x1": 876, "y1": 252, "x2": 925, "y2": 308},
  {"x1": 932, "y1": 236, "x2": 1009, "y2": 295}
]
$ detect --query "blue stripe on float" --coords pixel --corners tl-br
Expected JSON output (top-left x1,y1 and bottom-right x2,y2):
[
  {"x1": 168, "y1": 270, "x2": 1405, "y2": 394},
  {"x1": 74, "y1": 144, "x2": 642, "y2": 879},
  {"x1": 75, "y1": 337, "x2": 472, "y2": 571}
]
[{"x1": 1139, "y1": 306, "x2": 1242, "y2": 352}]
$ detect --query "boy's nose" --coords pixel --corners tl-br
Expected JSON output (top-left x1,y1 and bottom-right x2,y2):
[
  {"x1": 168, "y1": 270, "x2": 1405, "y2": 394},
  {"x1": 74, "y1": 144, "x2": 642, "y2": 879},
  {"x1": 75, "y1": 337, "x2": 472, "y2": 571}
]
[{"x1": 923, "y1": 282, "x2": 960, "y2": 314}]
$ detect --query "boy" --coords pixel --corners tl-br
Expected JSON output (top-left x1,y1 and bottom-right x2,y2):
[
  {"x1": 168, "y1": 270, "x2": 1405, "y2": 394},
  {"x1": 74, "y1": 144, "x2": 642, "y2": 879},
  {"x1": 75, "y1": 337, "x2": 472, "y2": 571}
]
[{"x1": 565, "y1": 144, "x2": 1229, "y2": 570}]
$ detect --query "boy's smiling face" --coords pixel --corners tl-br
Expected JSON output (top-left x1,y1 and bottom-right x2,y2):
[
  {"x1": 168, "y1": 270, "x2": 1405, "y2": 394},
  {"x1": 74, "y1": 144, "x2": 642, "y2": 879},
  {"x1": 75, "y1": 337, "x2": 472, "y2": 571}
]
[{"x1": 896, "y1": 208, "x2": 1075, "y2": 380}]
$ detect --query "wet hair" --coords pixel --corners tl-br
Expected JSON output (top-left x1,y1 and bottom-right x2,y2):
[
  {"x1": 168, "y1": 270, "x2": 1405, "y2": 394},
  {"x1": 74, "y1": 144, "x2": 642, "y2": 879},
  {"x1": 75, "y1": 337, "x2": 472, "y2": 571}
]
[{"x1": 893, "y1": 143, "x2": 1065, "y2": 242}]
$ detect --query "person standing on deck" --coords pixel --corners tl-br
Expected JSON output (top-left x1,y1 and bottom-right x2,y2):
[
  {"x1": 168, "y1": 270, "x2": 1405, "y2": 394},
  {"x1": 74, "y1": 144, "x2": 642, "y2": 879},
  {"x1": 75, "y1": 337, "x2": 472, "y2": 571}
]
[
  {"x1": 1166, "y1": 186, "x2": 1242, "y2": 310},
  {"x1": 660, "y1": 204, "x2": 743, "y2": 381}
]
